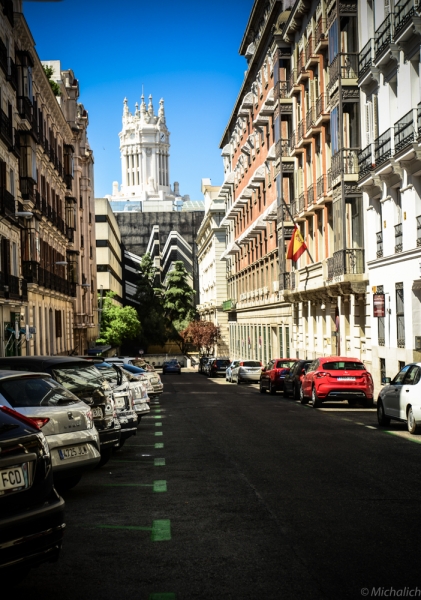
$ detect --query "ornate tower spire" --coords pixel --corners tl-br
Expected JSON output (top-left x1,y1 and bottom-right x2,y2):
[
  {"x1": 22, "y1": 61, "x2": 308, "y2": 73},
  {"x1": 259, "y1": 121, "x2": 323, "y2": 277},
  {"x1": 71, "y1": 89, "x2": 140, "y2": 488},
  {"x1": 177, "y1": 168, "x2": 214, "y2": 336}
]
[
  {"x1": 158, "y1": 98, "x2": 166, "y2": 123},
  {"x1": 148, "y1": 94, "x2": 154, "y2": 117},
  {"x1": 140, "y1": 92, "x2": 146, "y2": 117}
]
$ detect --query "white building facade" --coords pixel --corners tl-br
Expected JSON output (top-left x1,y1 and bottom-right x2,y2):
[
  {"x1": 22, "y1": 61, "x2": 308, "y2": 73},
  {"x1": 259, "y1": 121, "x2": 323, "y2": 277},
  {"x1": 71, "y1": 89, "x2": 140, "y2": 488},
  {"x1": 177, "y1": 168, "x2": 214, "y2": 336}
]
[{"x1": 358, "y1": 0, "x2": 421, "y2": 392}]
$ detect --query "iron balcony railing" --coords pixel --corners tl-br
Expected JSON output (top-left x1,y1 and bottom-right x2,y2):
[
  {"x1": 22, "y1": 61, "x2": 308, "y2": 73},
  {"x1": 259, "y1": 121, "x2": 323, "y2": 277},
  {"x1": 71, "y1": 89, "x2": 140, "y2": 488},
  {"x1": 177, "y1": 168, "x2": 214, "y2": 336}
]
[
  {"x1": 394, "y1": 109, "x2": 417, "y2": 153},
  {"x1": 317, "y1": 175, "x2": 326, "y2": 198},
  {"x1": 0, "y1": 188, "x2": 15, "y2": 216},
  {"x1": 18, "y1": 96, "x2": 32, "y2": 123},
  {"x1": 289, "y1": 69, "x2": 298, "y2": 92},
  {"x1": 279, "y1": 272, "x2": 290, "y2": 291},
  {"x1": 329, "y1": 53, "x2": 358, "y2": 87},
  {"x1": 298, "y1": 193, "x2": 306, "y2": 212},
  {"x1": 315, "y1": 18, "x2": 327, "y2": 47},
  {"x1": 274, "y1": 80, "x2": 290, "y2": 100},
  {"x1": 417, "y1": 215, "x2": 421, "y2": 247},
  {"x1": 394, "y1": 0, "x2": 418, "y2": 38},
  {"x1": 375, "y1": 14, "x2": 394, "y2": 62},
  {"x1": 316, "y1": 94, "x2": 327, "y2": 118},
  {"x1": 395, "y1": 223, "x2": 403, "y2": 253},
  {"x1": 289, "y1": 129, "x2": 297, "y2": 152},
  {"x1": 298, "y1": 120, "x2": 305, "y2": 141},
  {"x1": 359, "y1": 38, "x2": 375, "y2": 78},
  {"x1": 358, "y1": 144, "x2": 374, "y2": 178},
  {"x1": 327, "y1": 168, "x2": 332, "y2": 190},
  {"x1": 276, "y1": 139, "x2": 289, "y2": 158},
  {"x1": 327, "y1": 257, "x2": 334, "y2": 281},
  {"x1": 375, "y1": 129, "x2": 393, "y2": 165},
  {"x1": 332, "y1": 148, "x2": 359, "y2": 180},
  {"x1": 376, "y1": 231, "x2": 383, "y2": 258},
  {"x1": 306, "y1": 105, "x2": 315, "y2": 131},
  {"x1": 333, "y1": 249, "x2": 365, "y2": 277},
  {"x1": 290, "y1": 200, "x2": 298, "y2": 217},
  {"x1": 305, "y1": 38, "x2": 317, "y2": 64},
  {"x1": 308, "y1": 184, "x2": 314, "y2": 206},
  {"x1": 7, "y1": 274, "x2": 20, "y2": 300}
]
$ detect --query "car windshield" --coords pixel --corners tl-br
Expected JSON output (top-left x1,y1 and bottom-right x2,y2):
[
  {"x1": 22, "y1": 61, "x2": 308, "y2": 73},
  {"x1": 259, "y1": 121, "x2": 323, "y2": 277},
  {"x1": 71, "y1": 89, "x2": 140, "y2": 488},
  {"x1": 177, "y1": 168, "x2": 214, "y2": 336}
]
[
  {"x1": 216, "y1": 360, "x2": 230, "y2": 367},
  {"x1": 95, "y1": 364, "x2": 119, "y2": 384},
  {"x1": 0, "y1": 377, "x2": 79, "y2": 407},
  {"x1": 52, "y1": 364, "x2": 111, "y2": 396},
  {"x1": 276, "y1": 361, "x2": 296, "y2": 368},
  {"x1": 242, "y1": 361, "x2": 261, "y2": 367},
  {"x1": 323, "y1": 361, "x2": 366, "y2": 371}
]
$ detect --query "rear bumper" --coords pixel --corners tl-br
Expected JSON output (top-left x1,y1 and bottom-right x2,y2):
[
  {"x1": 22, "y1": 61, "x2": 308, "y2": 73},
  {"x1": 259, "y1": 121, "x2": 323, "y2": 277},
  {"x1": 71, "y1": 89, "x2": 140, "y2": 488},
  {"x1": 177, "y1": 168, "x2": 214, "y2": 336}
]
[
  {"x1": 98, "y1": 427, "x2": 121, "y2": 448},
  {"x1": 0, "y1": 491, "x2": 65, "y2": 570},
  {"x1": 50, "y1": 441, "x2": 101, "y2": 474},
  {"x1": 239, "y1": 373, "x2": 261, "y2": 382},
  {"x1": 321, "y1": 389, "x2": 372, "y2": 400}
]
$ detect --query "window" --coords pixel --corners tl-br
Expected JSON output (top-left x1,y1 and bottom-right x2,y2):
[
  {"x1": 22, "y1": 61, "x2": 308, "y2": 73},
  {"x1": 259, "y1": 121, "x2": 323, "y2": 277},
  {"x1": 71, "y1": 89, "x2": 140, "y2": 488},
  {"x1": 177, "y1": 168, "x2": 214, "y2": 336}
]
[
  {"x1": 403, "y1": 366, "x2": 421, "y2": 386},
  {"x1": 55, "y1": 310, "x2": 62, "y2": 338},
  {"x1": 285, "y1": 326, "x2": 290, "y2": 358},
  {"x1": 380, "y1": 358, "x2": 386, "y2": 385},
  {"x1": 279, "y1": 326, "x2": 283, "y2": 357},
  {"x1": 396, "y1": 283, "x2": 405, "y2": 348},
  {"x1": 393, "y1": 364, "x2": 410, "y2": 385}
]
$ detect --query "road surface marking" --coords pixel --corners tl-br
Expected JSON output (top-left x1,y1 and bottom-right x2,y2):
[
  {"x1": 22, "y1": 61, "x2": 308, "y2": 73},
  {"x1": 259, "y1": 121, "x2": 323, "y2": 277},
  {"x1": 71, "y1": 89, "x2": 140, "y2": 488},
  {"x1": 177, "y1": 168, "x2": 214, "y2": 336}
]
[
  {"x1": 155, "y1": 443, "x2": 164, "y2": 449},
  {"x1": 155, "y1": 432, "x2": 163, "y2": 436},
  {"x1": 155, "y1": 422, "x2": 162, "y2": 427},
  {"x1": 151, "y1": 520, "x2": 171, "y2": 541},
  {"x1": 154, "y1": 458, "x2": 166, "y2": 466},
  {"x1": 365, "y1": 425, "x2": 377, "y2": 429},
  {"x1": 153, "y1": 480, "x2": 167, "y2": 492},
  {"x1": 384, "y1": 430, "x2": 421, "y2": 444}
]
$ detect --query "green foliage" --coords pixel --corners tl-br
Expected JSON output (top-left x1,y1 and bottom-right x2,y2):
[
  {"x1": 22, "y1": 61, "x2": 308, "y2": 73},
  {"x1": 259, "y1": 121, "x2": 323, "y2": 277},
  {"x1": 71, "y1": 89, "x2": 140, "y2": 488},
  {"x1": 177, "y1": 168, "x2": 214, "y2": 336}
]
[
  {"x1": 97, "y1": 292, "x2": 141, "y2": 348},
  {"x1": 163, "y1": 261, "x2": 196, "y2": 323},
  {"x1": 42, "y1": 65, "x2": 61, "y2": 97},
  {"x1": 135, "y1": 254, "x2": 167, "y2": 348}
]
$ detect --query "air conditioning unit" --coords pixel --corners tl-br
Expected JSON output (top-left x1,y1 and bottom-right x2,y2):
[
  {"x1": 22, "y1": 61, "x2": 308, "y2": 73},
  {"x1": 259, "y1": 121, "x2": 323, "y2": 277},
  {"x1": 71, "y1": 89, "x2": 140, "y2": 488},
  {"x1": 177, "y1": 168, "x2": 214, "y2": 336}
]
[{"x1": 415, "y1": 336, "x2": 421, "y2": 351}]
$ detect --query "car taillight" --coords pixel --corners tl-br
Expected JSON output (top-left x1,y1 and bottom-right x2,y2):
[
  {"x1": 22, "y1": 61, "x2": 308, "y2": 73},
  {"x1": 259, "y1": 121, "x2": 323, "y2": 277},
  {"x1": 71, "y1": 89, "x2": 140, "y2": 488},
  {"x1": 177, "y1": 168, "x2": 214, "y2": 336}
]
[
  {"x1": 316, "y1": 372, "x2": 330, "y2": 378},
  {"x1": 30, "y1": 417, "x2": 50, "y2": 428},
  {"x1": 213, "y1": 362, "x2": 217, "y2": 367},
  {"x1": 240, "y1": 362, "x2": 244, "y2": 366},
  {"x1": 0, "y1": 405, "x2": 42, "y2": 430}
]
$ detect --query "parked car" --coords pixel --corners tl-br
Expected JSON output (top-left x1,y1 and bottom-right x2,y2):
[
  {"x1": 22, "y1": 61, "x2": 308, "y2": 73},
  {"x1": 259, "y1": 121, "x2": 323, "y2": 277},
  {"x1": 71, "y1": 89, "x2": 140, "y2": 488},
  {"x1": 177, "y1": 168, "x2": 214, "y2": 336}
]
[
  {"x1": 0, "y1": 357, "x2": 121, "y2": 466},
  {"x1": 301, "y1": 356, "x2": 374, "y2": 408},
  {"x1": 283, "y1": 360, "x2": 312, "y2": 400},
  {"x1": 0, "y1": 371, "x2": 100, "y2": 490},
  {"x1": 260, "y1": 359, "x2": 297, "y2": 394},
  {"x1": 93, "y1": 362, "x2": 141, "y2": 448},
  {"x1": 199, "y1": 356, "x2": 212, "y2": 374},
  {"x1": 207, "y1": 358, "x2": 231, "y2": 378},
  {"x1": 226, "y1": 360, "x2": 240, "y2": 383},
  {"x1": 107, "y1": 360, "x2": 164, "y2": 398},
  {"x1": 232, "y1": 360, "x2": 262, "y2": 384},
  {"x1": 162, "y1": 360, "x2": 181, "y2": 375},
  {"x1": 114, "y1": 357, "x2": 155, "y2": 371},
  {"x1": 0, "y1": 405, "x2": 65, "y2": 575},
  {"x1": 377, "y1": 363, "x2": 421, "y2": 434}
]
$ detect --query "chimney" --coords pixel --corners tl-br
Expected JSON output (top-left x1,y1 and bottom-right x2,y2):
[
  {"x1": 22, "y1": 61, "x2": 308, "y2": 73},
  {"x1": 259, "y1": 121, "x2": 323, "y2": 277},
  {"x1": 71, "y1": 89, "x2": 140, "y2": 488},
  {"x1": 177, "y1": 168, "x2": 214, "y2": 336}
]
[{"x1": 174, "y1": 181, "x2": 180, "y2": 196}]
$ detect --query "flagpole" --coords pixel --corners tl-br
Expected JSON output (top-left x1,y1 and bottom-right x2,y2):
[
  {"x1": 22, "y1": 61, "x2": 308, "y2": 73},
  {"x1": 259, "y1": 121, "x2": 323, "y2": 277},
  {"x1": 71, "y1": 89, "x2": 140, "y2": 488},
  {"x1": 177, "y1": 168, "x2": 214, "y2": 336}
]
[{"x1": 282, "y1": 196, "x2": 315, "y2": 264}]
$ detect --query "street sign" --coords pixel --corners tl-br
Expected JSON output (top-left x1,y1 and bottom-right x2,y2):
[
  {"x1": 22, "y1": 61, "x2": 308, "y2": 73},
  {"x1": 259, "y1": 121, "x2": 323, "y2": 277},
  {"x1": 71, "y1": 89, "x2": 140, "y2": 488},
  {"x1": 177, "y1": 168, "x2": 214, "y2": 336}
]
[
  {"x1": 373, "y1": 293, "x2": 385, "y2": 317},
  {"x1": 284, "y1": 226, "x2": 295, "y2": 240}
]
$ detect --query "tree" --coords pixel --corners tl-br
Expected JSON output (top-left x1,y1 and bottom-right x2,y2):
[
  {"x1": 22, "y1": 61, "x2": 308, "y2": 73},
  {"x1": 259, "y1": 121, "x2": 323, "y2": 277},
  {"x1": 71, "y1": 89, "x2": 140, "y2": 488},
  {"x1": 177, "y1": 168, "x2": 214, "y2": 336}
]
[
  {"x1": 163, "y1": 261, "x2": 196, "y2": 323},
  {"x1": 42, "y1": 65, "x2": 61, "y2": 97},
  {"x1": 184, "y1": 320, "x2": 220, "y2": 356},
  {"x1": 135, "y1": 253, "x2": 167, "y2": 349},
  {"x1": 97, "y1": 292, "x2": 141, "y2": 348}
]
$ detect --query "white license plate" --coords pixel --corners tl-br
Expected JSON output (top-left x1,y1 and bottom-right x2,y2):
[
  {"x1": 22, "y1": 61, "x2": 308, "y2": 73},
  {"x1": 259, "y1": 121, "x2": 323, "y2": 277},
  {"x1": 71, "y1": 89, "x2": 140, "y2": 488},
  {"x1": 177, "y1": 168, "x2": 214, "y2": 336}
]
[
  {"x1": 59, "y1": 445, "x2": 88, "y2": 460},
  {"x1": 92, "y1": 407, "x2": 103, "y2": 418},
  {"x1": 337, "y1": 377, "x2": 356, "y2": 381},
  {"x1": 0, "y1": 464, "x2": 29, "y2": 493}
]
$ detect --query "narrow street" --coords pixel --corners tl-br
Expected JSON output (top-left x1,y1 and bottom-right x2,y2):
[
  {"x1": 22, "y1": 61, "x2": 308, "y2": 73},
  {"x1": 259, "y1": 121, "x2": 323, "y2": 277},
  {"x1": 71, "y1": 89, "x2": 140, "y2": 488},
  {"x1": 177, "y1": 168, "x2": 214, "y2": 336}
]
[{"x1": 15, "y1": 370, "x2": 421, "y2": 600}]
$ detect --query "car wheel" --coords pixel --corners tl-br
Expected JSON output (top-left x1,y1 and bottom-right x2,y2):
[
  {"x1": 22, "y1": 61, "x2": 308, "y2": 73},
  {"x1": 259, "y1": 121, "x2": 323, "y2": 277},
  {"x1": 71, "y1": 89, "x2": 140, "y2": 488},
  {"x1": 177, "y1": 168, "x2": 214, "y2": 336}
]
[
  {"x1": 259, "y1": 380, "x2": 266, "y2": 394},
  {"x1": 300, "y1": 384, "x2": 308, "y2": 405},
  {"x1": 311, "y1": 386, "x2": 322, "y2": 408},
  {"x1": 269, "y1": 381, "x2": 276, "y2": 395},
  {"x1": 97, "y1": 446, "x2": 113, "y2": 468},
  {"x1": 377, "y1": 399, "x2": 391, "y2": 426},
  {"x1": 55, "y1": 473, "x2": 82, "y2": 492},
  {"x1": 407, "y1": 406, "x2": 420, "y2": 435}
]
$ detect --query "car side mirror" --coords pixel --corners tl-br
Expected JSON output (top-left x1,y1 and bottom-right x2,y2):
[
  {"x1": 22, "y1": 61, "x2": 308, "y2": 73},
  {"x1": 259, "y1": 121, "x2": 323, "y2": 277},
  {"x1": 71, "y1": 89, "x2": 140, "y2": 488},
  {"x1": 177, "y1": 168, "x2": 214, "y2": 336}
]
[{"x1": 382, "y1": 377, "x2": 391, "y2": 384}]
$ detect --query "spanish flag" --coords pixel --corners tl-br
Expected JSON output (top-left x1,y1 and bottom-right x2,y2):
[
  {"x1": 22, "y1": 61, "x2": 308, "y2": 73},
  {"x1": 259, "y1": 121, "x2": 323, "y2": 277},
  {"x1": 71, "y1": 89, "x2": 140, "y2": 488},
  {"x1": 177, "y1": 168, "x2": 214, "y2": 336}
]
[{"x1": 286, "y1": 225, "x2": 307, "y2": 261}]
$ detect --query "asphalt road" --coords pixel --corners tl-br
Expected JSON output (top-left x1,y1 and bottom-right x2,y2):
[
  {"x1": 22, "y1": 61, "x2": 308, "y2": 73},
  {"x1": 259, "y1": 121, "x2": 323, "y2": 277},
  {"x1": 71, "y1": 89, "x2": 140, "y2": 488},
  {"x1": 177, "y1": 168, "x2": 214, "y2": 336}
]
[{"x1": 14, "y1": 371, "x2": 421, "y2": 600}]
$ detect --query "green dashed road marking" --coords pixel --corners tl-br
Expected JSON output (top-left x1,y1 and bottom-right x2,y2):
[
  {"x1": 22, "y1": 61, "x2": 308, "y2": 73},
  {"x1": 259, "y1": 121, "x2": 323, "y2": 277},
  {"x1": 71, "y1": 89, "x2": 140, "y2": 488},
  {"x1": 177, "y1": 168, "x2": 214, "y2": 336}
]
[
  {"x1": 153, "y1": 415, "x2": 162, "y2": 419},
  {"x1": 155, "y1": 432, "x2": 163, "y2": 437},
  {"x1": 153, "y1": 480, "x2": 167, "y2": 492},
  {"x1": 155, "y1": 443, "x2": 164, "y2": 449},
  {"x1": 149, "y1": 594, "x2": 176, "y2": 600},
  {"x1": 154, "y1": 458, "x2": 166, "y2": 466},
  {"x1": 155, "y1": 422, "x2": 162, "y2": 427},
  {"x1": 151, "y1": 519, "x2": 171, "y2": 541},
  {"x1": 384, "y1": 430, "x2": 421, "y2": 444},
  {"x1": 153, "y1": 409, "x2": 162, "y2": 413}
]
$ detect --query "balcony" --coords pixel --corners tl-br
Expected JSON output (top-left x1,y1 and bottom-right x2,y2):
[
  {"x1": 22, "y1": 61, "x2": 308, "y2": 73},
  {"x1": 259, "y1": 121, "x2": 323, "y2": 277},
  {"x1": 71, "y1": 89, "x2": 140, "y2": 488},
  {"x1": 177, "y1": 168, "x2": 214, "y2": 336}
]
[
  {"x1": 222, "y1": 299, "x2": 236, "y2": 311},
  {"x1": 66, "y1": 227, "x2": 75, "y2": 243},
  {"x1": 305, "y1": 39, "x2": 318, "y2": 67},
  {"x1": 18, "y1": 96, "x2": 33, "y2": 125},
  {"x1": 332, "y1": 249, "x2": 365, "y2": 278},
  {"x1": 22, "y1": 261, "x2": 39, "y2": 284},
  {"x1": 307, "y1": 184, "x2": 314, "y2": 207},
  {"x1": 297, "y1": 119, "x2": 305, "y2": 143},
  {"x1": 288, "y1": 70, "x2": 300, "y2": 96},
  {"x1": 7, "y1": 275, "x2": 21, "y2": 301},
  {"x1": 394, "y1": 108, "x2": 417, "y2": 153},
  {"x1": 275, "y1": 139, "x2": 290, "y2": 158},
  {"x1": 7, "y1": 57, "x2": 17, "y2": 90},
  {"x1": 64, "y1": 173, "x2": 73, "y2": 190},
  {"x1": 395, "y1": 223, "x2": 403, "y2": 253},
  {"x1": 315, "y1": 94, "x2": 329, "y2": 123},
  {"x1": 298, "y1": 192, "x2": 306, "y2": 213},
  {"x1": 279, "y1": 272, "x2": 290, "y2": 291},
  {"x1": 359, "y1": 38, "x2": 375, "y2": 80},
  {"x1": 332, "y1": 148, "x2": 359, "y2": 181},
  {"x1": 315, "y1": 18, "x2": 328, "y2": 52},
  {"x1": 374, "y1": 14, "x2": 396, "y2": 64},
  {"x1": 327, "y1": 168, "x2": 332, "y2": 190},
  {"x1": 274, "y1": 80, "x2": 290, "y2": 101},
  {"x1": 316, "y1": 175, "x2": 326, "y2": 199},
  {"x1": 374, "y1": 129, "x2": 393, "y2": 166},
  {"x1": 0, "y1": 188, "x2": 15, "y2": 217},
  {"x1": 328, "y1": 53, "x2": 358, "y2": 90},
  {"x1": 394, "y1": 0, "x2": 421, "y2": 48},
  {"x1": 306, "y1": 105, "x2": 315, "y2": 133},
  {"x1": 0, "y1": 109, "x2": 12, "y2": 148},
  {"x1": 376, "y1": 231, "x2": 383, "y2": 258},
  {"x1": 417, "y1": 215, "x2": 421, "y2": 247},
  {"x1": 358, "y1": 144, "x2": 374, "y2": 179}
]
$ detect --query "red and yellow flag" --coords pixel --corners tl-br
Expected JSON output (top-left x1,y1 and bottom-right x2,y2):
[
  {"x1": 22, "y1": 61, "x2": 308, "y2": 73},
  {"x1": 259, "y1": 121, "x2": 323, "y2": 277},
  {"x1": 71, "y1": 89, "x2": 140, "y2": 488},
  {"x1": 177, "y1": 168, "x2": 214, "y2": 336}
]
[{"x1": 286, "y1": 225, "x2": 307, "y2": 261}]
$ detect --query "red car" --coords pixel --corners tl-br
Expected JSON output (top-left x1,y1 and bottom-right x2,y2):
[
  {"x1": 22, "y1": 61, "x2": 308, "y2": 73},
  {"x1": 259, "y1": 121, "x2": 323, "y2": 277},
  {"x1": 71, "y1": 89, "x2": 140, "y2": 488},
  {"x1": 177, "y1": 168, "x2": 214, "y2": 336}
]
[
  {"x1": 300, "y1": 356, "x2": 374, "y2": 408},
  {"x1": 259, "y1": 358, "x2": 297, "y2": 394}
]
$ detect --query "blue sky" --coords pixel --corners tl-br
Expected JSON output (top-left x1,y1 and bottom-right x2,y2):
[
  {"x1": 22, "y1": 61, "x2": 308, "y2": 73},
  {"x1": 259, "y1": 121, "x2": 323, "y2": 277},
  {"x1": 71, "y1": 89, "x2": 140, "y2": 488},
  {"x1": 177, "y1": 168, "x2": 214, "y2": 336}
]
[{"x1": 23, "y1": 0, "x2": 254, "y2": 199}]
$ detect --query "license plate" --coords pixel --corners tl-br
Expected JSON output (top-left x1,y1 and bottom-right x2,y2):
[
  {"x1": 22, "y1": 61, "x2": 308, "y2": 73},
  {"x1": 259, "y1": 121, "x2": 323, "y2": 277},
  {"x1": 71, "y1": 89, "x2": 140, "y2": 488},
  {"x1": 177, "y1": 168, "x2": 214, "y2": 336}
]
[
  {"x1": 0, "y1": 464, "x2": 29, "y2": 493},
  {"x1": 92, "y1": 406, "x2": 103, "y2": 418},
  {"x1": 58, "y1": 445, "x2": 88, "y2": 460},
  {"x1": 337, "y1": 377, "x2": 356, "y2": 381}
]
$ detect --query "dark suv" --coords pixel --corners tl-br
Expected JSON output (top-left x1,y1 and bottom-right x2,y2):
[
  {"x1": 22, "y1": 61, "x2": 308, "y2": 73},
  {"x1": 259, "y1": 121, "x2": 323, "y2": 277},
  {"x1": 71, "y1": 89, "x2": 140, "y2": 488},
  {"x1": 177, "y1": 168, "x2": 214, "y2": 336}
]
[
  {"x1": 0, "y1": 357, "x2": 120, "y2": 466},
  {"x1": 207, "y1": 358, "x2": 231, "y2": 378},
  {"x1": 0, "y1": 406, "x2": 65, "y2": 575}
]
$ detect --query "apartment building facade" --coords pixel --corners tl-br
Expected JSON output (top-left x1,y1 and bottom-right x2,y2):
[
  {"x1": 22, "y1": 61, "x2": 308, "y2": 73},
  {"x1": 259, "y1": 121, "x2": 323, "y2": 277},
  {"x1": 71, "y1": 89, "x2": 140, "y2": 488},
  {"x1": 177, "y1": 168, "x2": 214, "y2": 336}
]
[
  {"x1": 0, "y1": 1, "x2": 97, "y2": 356},
  {"x1": 358, "y1": 0, "x2": 421, "y2": 387},
  {"x1": 95, "y1": 197, "x2": 123, "y2": 305},
  {"x1": 196, "y1": 179, "x2": 229, "y2": 356},
  {"x1": 219, "y1": 0, "x2": 293, "y2": 363},
  {"x1": 276, "y1": 0, "x2": 369, "y2": 366}
]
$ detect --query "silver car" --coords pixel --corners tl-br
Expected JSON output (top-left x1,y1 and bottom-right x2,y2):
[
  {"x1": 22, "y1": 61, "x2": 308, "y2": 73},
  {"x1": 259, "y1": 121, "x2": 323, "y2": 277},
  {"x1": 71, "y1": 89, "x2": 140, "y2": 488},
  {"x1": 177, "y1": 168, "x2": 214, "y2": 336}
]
[
  {"x1": 226, "y1": 360, "x2": 240, "y2": 382},
  {"x1": 231, "y1": 360, "x2": 262, "y2": 384},
  {"x1": 107, "y1": 359, "x2": 164, "y2": 398},
  {"x1": 0, "y1": 371, "x2": 100, "y2": 490}
]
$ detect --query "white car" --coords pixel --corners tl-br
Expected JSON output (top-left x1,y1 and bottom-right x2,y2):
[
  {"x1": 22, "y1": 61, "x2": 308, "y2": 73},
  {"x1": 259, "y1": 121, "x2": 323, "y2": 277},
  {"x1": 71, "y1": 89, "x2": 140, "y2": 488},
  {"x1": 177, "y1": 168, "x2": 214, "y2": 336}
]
[
  {"x1": 231, "y1": 360, "x2": 262, "y2": 384},
  {"x1": 0, "y1": 371, "x2": 101, "y2": 490},
  {"x1": 107, "y1": 359, "x2": 163, "y2": 397},
  {"x1": 377, "y1": 363, "x2": 421, "y2": 434},
  {"x1": 226, "y1": 360, "x2": 240, "y2": 383}
]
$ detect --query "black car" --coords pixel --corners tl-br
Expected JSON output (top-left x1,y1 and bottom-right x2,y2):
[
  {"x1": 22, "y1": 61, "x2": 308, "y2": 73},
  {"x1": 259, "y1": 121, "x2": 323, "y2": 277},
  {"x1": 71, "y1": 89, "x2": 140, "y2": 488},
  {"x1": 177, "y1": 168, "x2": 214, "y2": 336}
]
[
  {"x1": 0, "y1": 357, "x2": 121, "y2": 466},
  {"x1": 207, "y1": 358, "x2": 231, "y2": 378},
  {"x1": 0, "y1": 405, "x2": 65, "y2": 575},
  {"x1": 283, "y1": 359, "x2": 312, "y2": 400}
]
